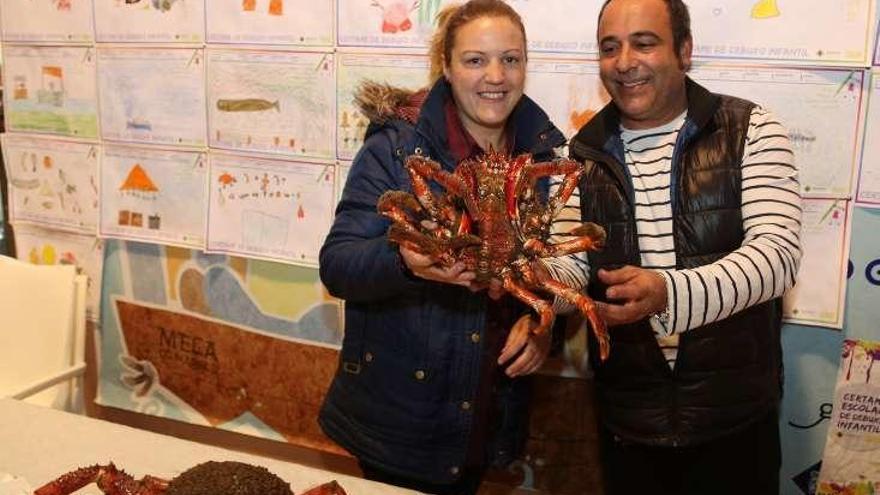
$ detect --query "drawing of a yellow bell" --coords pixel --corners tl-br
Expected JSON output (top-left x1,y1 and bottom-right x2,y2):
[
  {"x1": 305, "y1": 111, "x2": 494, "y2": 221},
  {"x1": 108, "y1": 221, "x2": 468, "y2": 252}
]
[{"x1": 751, "y1": 0, "x2": 780, "y2": 19}]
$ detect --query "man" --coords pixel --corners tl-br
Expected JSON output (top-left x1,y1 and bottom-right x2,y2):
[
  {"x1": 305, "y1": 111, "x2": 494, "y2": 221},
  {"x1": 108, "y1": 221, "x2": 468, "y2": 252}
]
[{"x1": 568, "y1": 0, "x2": 802, "y2": 493}]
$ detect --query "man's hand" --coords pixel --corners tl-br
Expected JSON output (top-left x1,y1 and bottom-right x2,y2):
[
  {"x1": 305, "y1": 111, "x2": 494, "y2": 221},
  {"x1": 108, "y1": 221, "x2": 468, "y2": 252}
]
[
  {"x1": 596, "y1": 265, "x2": 667, "y2": 326},
  {"x1": 498, "y1": 314, "x2": 552, "y2": 377},
  {"x1": 399, "y1": 246, "x2": 475, "y2": 287}
]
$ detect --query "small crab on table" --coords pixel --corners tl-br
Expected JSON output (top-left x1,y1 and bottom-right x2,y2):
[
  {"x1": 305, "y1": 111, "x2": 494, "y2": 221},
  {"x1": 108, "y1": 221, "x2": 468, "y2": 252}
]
[
  {"x1": 33, "y1": 460, "x2": 347, "y2": 495},
  {"x1": 377, "y1": 150, "x2": 610, "y2": 361}
]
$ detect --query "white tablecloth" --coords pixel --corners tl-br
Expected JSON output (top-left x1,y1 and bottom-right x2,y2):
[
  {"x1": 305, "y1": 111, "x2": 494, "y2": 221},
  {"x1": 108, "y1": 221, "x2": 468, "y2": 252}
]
[{"x1": 0, "y1": 398, "x2": 419, "y2": 495}]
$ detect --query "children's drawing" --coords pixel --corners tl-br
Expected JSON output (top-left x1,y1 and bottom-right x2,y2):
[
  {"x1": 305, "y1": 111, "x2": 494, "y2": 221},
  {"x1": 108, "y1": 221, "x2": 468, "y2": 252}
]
[
  {"x1": 0, "y1": 0, "x2": 94, "y2": 42},
  {"x1": 98, "y1": 48, "x2": 207, "y2": 147},
  {"x1": 782, "y1": 199, "x2": 850, "y2": 328},
  {"x1": 338, "y1": 0, "x2": 453, "y2": 47},
  {"x1": 207, "y1": 153, "x2": 334, "y2": 267},
  {"x1": 207, "y1": 49, "x2": 335, "y2": 159},
  {"x1": 101, "y1": 145, "x2": 208, "y2": 248},
  {"x1": 334, "y1": 162, "x2": 352, "y2": 206},
  {"x1": 206, "y1": 0, "x2": 332, "y2": 45},
  {"x1": 525, "y1": 59, "x2": 609, "y2": 139},
  {"x1": 3, "y1": 46, "x2": 98, "y2": 139},
  {"x1": 856, "y1": 73, "x2": 880, "y2": 206},
  {"x1": 0, "y1": 134, "x2": 99, "y2": 233},
  {"x1": 507, "y1": 0, "x2": 601, "y2": 54},
  {"x1": 691, "y1": 0, "x2": 872, "y2": 64},
  {"x1": 336, "y1": 53, "x2": 429, "y2": 159},
  {"x1": 692, "y1": 65, "x2": 863, "y2": 197},
  {"x1": 13, "y1": 224, "x2": 104, "y2": 321},
  {"x1": 94, "y1": 0, "x2": 204, "y2": 42}
]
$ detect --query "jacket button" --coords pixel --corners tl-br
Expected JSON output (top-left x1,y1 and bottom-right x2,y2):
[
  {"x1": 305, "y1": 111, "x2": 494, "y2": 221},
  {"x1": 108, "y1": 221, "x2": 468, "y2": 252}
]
[
  {"x1": 364, "y1": 352, "x2": 373, "y2": 362},
  {"x1": 461, "y1": 401, "x2": 471, "y2": 411},
  {"x1": 470, "y1": 332, "x2": 480, "y2": 344},
  {"x1": 450, "y1": 466, "x2": 460, "y2": 475},
  {"x1": 414, "y1": 370, "x2": 426, "y2": 380}
]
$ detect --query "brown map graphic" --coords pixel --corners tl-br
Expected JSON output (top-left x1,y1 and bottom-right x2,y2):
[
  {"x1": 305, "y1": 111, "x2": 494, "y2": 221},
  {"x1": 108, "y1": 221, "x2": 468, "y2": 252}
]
[{"x1": 115, "y1": 299, "x2": 344, "y2": 454}]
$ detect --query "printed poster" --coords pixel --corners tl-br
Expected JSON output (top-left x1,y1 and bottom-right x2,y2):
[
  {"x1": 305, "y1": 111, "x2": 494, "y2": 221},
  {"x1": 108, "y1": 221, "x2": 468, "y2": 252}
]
[
  {"x1": 816, "y1": 339, "x2": 880, "y2": 495},
  {"x1": 0, "y1": 0, "x2": 94, "y2": 43},
  {"x1": 783, "y1": 199, "x2": 851, "y2": 329},
  {"x1": 336, "y1": 52, "x2": 428, "y2": 160},
  {"x1": 94, "y1": 0, "x2": 204, "y2": 43},
  {"x1": 207, "y1": 153, "x2": 334, "y2": 267},
  {"x1": 100, "y1": 144, "x2": 208, "y2": 249},
  {"x1": 690, "y1": 0, "x2": 874, "y2": 65},
  {"x1": 856, "y1": 70, "x2": 880, "y2": 206},
  {"x1": 692, "y1": 65, "x2": 864, "y2": 198},
  {"x1": 337, "y1": 0, "x2": 455, "y2": 47},
  {"x1": 12, "y1": 224, "x2": 104, "y2": 321},
  {"x1": 526, "y1": 58, "x2": 609, "y2": 139},
  {"x1": 207, "y1": 0, "x2": 333, "y2": 46},
  {"x1": 2, "y1": 45, "x2": 98, "y2": 139},
  {"x1": 98, "y1": 48, "x2": 207, "y2": 148},
  {"x1": 96, "y1": 239, "x2": 343, "y2": 450},
  {"x1": 207, "y1": 49, "x2": 335, "y2": 160},
  {"x1": 0, "y1": 134, "x2": 99, "y2": 234}
]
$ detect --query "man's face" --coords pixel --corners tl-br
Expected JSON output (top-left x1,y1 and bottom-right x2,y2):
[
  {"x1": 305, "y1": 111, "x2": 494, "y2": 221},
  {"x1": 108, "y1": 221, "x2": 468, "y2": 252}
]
[{"x1": 597, "y1": 0, "x2": 692, "y2": 129}]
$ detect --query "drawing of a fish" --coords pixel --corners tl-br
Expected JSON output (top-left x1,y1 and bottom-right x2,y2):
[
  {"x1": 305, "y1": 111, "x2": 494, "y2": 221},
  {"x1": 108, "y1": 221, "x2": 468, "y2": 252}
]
[{"x1": 216, "y1": 98, "x2": 281, "y2": 112}]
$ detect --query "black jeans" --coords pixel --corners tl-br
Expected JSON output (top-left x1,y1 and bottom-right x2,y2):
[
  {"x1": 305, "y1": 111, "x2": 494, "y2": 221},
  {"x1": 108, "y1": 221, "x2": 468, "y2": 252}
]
[
  {"x1": 359, "y1": 462, "x2": 485, "y2": 495},
  {"x1": 601, "y1": 409, "x2": 781, "y2": 495}
]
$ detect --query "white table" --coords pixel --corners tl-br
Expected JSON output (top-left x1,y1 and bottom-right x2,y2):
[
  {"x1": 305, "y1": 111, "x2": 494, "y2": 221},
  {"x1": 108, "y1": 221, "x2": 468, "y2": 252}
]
[{"x1": 0, "y1": 398, "x2": 419, "y2": 494}]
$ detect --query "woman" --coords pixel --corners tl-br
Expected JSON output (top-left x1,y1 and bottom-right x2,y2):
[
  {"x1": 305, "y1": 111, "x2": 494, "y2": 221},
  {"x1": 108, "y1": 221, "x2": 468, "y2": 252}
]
[{"x1": 319, "y1": 1, "x2": 583, "y2": 493}]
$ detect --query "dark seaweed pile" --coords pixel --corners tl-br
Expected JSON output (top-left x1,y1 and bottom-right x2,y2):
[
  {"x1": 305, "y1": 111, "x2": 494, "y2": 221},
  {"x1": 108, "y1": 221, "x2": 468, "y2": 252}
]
[{"x1": 166, "y1": 461, "x2": 293, "y2": 495}]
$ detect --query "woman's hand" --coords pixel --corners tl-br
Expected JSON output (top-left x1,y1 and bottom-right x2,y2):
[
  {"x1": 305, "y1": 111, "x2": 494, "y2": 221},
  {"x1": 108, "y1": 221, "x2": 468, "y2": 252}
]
[
  {"x1": 399, "y1": 246, "x2": 476, "y2": 287},
  {"x1": 498, "y1": 314, "x2": 551, "y2": 377}
]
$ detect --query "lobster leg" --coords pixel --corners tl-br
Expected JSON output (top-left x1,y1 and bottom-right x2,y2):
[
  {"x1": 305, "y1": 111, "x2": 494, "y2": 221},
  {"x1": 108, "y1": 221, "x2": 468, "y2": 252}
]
[
  {"x1": 527, "y1": 275, "x2": 610, "y2": 362},
  {"x1": 523, "y1": 222, "x2": 606, "y2": 257},
  {"x1": 34, "y1": 463, "x2": 167, "y2": 495},
  {"x1": 302, "y1": 480, "x2": 348, "y2": 495},
  {"x1": 502, "y1": 273, "x2": 555, "y2": 337},
  {"x1": 405, "y1": 156, "x2": 470, "y2": 227}
]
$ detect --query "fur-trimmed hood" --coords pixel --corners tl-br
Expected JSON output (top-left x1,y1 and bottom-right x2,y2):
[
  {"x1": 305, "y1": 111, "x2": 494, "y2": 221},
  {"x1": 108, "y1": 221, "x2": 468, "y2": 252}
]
[{"x1": 354, "y1": 80, "x2": 428, "y2": 126}]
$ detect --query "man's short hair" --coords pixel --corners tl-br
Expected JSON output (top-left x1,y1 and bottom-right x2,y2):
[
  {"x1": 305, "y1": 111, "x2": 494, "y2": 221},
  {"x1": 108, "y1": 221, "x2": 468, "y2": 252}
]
[{"x1": 598, "y1": 0, "x2": 692, "y2": 55}]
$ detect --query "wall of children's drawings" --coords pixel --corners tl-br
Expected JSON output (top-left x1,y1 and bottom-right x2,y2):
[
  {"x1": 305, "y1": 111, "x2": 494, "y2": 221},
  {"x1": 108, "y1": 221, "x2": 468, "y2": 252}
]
[{"x1": 1, "y1": 1, "x2": 879, "y2": 494}]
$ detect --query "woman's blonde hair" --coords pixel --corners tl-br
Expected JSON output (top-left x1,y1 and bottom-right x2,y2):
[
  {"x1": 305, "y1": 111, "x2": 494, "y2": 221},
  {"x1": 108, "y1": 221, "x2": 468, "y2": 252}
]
[{"x1": 428, "y1": 0, "x2": 528, "y2": 83}]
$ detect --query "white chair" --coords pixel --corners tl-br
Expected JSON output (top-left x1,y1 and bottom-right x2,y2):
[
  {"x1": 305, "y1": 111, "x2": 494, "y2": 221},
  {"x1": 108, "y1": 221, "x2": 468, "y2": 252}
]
[{"x1": 0, "y1": 254, "x2": 88, "y2": 412}]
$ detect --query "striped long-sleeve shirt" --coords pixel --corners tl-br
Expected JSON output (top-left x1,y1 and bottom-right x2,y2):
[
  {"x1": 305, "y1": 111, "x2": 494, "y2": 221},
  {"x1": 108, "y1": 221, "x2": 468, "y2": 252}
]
[{"x1": 551, "y1": 107, "x2": 802, "y2": 368}]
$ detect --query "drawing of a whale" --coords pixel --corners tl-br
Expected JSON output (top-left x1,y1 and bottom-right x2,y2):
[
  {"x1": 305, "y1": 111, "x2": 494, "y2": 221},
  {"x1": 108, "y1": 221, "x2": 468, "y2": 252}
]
[{"x1": 216, "y1": 98, "x2": 281, "y2": 112}]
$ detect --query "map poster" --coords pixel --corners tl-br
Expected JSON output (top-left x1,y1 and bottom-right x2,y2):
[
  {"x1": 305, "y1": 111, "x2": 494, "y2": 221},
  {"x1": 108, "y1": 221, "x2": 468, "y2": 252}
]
[
  {"x1": 0, "y1": 134, "x2": 99, "y2": 234},
  {"x1": 690, "y1": 0, "x2": 873, "y2": 65},
  {"x1": 207, "y1": 49, "x2": 335, "y2": 160},
  {"x1": 2, "y1": 45, "x2": 99, "y2": 140},
  {"x1": 856, "y1": 70, "x2": 880, "y2": 207},
  {"x1": 525, "y1": 58, "x2": 609, "y2": 139},
  {"x1": 691, "y1": 65, "x2": 864, "y2": 198},
  {"x1": 100, "y1": 144, "x2": 208, "y2": 249},
  {"x1": 816, "y1": 339, "x2": 880, "y2": 495},
  {"x1": 97, "y1": 48, "x2": 207, "y2": 148},
  {"x1": 206, "y1": 0, "x2": 333, "y2": 46},
  {"x1": 206, "y1": 152, "x2": 335, "y2": 267},
  {"x1": 783, "y1": 199, "x2": 851, "y2": 329},
  {"x1": 0, "y1": 0, "x2": 94, "y2": 43},
  {"x1": 336, "y1": 52, "x2": 429, "y2": 160}
]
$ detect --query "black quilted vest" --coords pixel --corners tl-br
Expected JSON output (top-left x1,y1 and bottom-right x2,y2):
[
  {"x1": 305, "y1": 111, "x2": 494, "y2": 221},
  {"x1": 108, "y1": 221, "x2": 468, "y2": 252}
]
[{"x1": 570, "y1": 79, "x2": 783, "y2": 447}]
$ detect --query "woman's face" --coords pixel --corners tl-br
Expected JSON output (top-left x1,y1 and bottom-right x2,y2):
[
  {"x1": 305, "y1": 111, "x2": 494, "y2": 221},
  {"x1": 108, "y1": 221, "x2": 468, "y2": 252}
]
[{"x1": 443, "y1": 16, "x2": 526, "y2": 146}]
